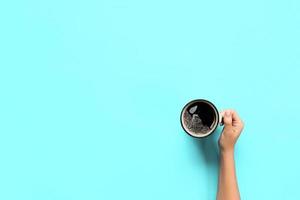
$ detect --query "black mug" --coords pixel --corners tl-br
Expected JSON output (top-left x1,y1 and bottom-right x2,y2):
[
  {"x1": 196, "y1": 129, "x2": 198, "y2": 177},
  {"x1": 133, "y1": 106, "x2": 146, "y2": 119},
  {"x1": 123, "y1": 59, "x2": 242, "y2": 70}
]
[{"x1": 180, "y1": 99, "x2": 223, "y2": 138}]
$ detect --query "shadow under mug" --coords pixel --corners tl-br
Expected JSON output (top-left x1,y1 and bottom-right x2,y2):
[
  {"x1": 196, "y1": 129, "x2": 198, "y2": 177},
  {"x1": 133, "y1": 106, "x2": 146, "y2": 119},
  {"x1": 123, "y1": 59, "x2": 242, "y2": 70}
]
[{"x1": 180, "y1": 99, "x2": 223, "y2": 138}]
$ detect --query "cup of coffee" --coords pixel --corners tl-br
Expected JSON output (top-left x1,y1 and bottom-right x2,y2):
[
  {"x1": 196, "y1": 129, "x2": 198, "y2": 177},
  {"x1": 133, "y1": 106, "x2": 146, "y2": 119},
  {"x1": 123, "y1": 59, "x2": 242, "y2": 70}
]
[{"x1": 180, "y1": 99, "x2": 223, "y2": 138}]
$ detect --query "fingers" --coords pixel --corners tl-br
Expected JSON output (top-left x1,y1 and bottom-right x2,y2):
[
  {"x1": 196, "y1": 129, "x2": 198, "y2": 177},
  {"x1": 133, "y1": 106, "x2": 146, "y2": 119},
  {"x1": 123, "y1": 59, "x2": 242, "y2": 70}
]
[
  {"x1": 231, "y1": 110, "x2": 242, "y2": 123},
  {"x1": 221, "y1": 109, "x2": 244, "y2": 128},
  {"x1": 223, "y1": 110, "x2": 232, "y2": 126}
]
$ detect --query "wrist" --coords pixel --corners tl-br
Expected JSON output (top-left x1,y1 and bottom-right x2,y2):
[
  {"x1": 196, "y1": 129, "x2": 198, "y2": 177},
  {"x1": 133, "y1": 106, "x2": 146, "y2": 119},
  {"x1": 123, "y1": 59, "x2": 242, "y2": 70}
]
[{"x1": 220, "y1": 148, "x2": 235, "y2": 156}]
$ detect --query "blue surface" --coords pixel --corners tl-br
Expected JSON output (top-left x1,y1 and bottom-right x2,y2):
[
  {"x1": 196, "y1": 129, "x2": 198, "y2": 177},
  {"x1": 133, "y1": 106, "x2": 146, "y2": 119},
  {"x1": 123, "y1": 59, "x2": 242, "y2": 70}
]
[{"x1": 1, "y1": 0, "x2": 300, "y2": 199}]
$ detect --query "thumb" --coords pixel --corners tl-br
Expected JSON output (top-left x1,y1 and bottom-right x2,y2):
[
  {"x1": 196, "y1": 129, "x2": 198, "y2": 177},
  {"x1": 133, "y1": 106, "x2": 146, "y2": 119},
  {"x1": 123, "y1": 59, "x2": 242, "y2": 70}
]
[{"x1": 223, "y1": 110, "x2": 232, "y2": 126}]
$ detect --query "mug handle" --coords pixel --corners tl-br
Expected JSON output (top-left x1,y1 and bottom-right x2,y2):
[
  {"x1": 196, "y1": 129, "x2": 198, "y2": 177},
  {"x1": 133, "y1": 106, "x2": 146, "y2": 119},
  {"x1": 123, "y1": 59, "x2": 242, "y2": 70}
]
[{"x1": 219, "y1": 111, "x2": 224, "y2": 126}]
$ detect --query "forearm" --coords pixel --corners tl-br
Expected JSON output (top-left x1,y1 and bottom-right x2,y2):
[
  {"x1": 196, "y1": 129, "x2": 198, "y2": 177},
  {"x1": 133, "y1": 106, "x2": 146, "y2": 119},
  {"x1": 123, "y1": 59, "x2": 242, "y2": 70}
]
[{"x1": 217, "y1": 150, "x2": 240, "y2": 200}]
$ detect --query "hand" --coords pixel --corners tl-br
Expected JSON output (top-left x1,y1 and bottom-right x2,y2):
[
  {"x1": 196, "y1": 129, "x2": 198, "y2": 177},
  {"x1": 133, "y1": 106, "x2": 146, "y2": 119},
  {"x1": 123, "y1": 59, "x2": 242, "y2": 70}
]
[{"x1": 219, "y1": 110, "x2": 244, "y2": 153}]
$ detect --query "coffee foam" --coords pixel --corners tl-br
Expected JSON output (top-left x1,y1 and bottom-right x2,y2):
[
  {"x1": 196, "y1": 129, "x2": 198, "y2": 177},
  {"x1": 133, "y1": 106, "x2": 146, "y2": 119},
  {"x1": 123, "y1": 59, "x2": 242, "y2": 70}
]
[{"x1": 181, "y1": 100, "x2": 219, "y2": 137}]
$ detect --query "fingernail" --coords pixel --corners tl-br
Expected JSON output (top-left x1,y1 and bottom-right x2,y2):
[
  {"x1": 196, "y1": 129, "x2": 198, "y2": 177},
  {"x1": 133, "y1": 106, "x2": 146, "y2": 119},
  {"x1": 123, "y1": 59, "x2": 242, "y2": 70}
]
[{"x1": 225, "y1": 111, "x2": 230, "y2": 116}]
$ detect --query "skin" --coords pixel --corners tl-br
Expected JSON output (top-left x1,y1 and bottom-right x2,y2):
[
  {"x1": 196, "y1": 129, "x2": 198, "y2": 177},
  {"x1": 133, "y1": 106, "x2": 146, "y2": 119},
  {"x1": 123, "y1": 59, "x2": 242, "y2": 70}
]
[{"x1": 217, "y1": 110, "x2": 244, "y2": 200}]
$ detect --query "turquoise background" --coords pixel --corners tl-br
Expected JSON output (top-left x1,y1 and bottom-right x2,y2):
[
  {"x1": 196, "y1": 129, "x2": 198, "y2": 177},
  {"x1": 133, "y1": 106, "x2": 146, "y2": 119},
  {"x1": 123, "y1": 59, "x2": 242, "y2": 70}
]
[{"x1": 1, "y1": 0, "x2": 300, "y2": 199}]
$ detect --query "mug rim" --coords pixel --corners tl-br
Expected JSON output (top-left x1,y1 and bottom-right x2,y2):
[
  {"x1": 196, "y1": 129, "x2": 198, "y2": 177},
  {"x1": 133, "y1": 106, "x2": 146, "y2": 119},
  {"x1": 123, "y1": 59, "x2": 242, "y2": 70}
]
[{"x1": 180, "y1": 99, "x2": 219, "y2": 138}]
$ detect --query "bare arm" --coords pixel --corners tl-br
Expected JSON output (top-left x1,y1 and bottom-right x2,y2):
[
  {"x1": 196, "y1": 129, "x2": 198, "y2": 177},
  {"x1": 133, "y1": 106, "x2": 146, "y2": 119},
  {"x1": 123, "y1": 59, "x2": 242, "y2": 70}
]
[
  {"x1": 217, "y1": 148, "x2": 239, "y2": 200},
  {"x1": 217, "y1": 110, "x2": 244, "y2": 200}
]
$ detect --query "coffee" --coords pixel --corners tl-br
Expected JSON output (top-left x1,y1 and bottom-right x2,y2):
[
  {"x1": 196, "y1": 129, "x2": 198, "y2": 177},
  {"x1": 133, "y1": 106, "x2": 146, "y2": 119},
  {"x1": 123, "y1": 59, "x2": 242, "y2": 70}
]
[{"x1": 182, "y1": 101, "x2": 217, "y2": 135}]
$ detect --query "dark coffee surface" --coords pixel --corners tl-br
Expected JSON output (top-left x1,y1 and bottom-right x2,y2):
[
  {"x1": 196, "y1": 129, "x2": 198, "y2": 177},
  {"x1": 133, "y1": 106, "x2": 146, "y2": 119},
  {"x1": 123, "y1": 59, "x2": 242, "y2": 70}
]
[{"x1": 183, "y1": 102, "x2": 216, "y2": 134}]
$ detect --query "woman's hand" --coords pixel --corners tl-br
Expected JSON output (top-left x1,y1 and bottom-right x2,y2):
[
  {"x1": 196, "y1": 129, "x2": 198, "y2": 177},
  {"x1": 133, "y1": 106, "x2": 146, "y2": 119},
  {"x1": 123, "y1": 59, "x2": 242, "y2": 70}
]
[
  {"x1": 217, "y1": 109, "x2": 244, "y2": 200},
  {"x1": 219, "y1": 110, "x2": 244, "y2": 153}
]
